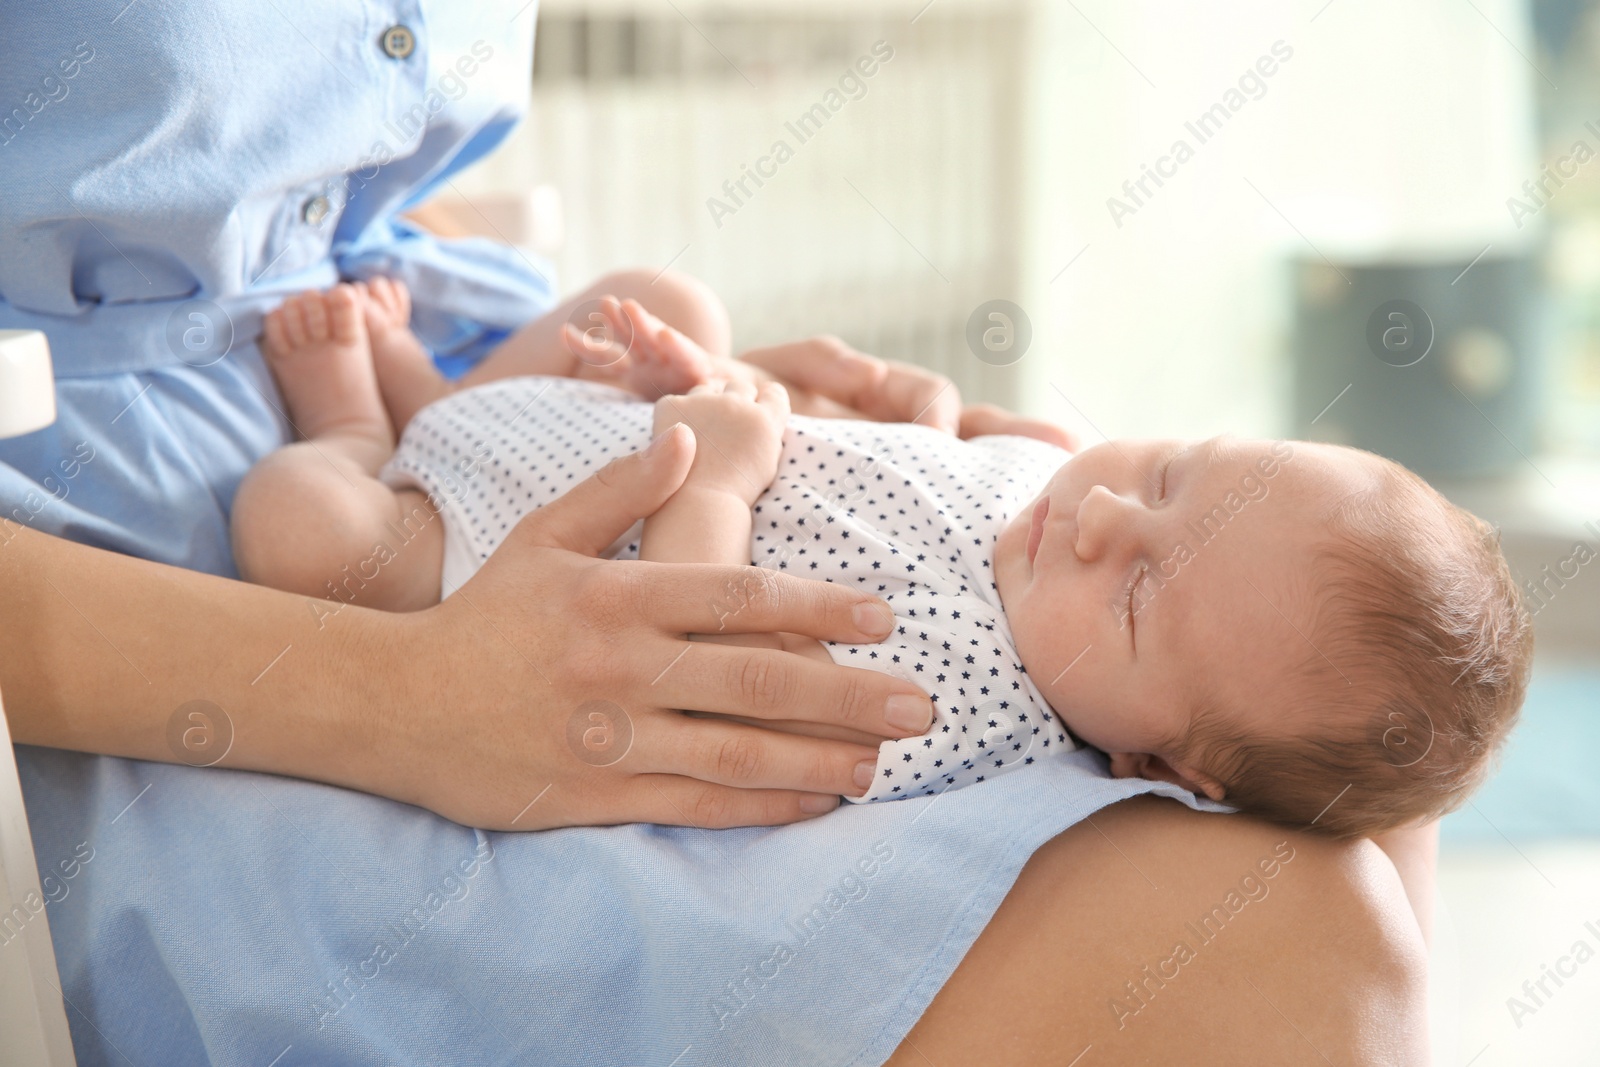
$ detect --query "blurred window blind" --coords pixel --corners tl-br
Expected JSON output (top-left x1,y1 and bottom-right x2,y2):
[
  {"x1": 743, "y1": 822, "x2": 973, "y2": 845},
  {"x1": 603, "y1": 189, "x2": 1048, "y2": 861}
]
[{"x1": 454, "y1": 1, "x2": 1034, "y2": 408}]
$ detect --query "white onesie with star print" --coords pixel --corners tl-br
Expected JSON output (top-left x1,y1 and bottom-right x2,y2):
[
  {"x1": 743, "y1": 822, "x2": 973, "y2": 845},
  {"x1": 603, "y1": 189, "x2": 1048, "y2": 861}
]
[{"x1": 380, "y1": 376, "x2": 1078, "y2": 802}]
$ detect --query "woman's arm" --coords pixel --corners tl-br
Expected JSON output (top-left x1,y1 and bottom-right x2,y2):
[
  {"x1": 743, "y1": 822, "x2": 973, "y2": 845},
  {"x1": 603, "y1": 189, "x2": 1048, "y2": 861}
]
[
  {"x1": 891, "y1": 797, "x2": 1430, "y2": 1065},
  {"x1": 1373, "y1": 820, "x2": 1439, "y2": 944},
  {"x1": 0, "y1": 431, "x2": 939, "y2": 829}
]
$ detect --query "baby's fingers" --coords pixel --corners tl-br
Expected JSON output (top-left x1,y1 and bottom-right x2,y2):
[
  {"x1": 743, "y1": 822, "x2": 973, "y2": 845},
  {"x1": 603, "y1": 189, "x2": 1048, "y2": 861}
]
[
  {"x1": 720, "y1": 377, "x2": 758, "y2": 402},
  {"x1": 757, "y1": 379, "x2": 791, "y2": 423}
]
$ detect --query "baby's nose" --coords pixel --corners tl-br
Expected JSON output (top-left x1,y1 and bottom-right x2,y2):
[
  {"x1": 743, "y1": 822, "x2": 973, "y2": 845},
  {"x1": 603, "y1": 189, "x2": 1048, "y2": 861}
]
[{"x1": 1073, "y1": 485, "x2": 1135, "y2": 563}]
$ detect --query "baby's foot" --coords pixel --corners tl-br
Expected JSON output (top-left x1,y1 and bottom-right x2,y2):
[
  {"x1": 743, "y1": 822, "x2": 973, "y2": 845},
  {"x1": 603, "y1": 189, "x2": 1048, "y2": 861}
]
[
  {"x1": 564, "y1": 296, "x2": 716, "y2": 399},
  {"x1": 358, "y1": 276, "x2": 419, "y2": 364},
  {"x1": 261, "y1": 285, "x2": 391, "y2": 447},
  {"x1": 356, "y1": 276, "x2": 450, "y2": 433}
]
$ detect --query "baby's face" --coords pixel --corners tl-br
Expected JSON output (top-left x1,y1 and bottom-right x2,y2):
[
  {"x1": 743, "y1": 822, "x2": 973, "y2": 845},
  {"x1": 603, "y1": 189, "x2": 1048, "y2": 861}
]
[{"x1": 993, "y1": 436, "x2": 1388, "y2": 799}]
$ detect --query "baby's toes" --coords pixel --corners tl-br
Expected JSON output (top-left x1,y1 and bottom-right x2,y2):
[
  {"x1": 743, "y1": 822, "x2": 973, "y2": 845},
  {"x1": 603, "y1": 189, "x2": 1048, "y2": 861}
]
[
  {"x1": 279, "y1": 295, "x2": 311, "y2": 348},
  {"x1": 300, "y1": 290, "x2": 331, "y2": 342},
  {"x1": 366, "y1": 276, "x2": 392, "y2": 313},
  {"x1": 262, "y1": 308, "x2": 290, "y2": 356},
  {"x1": 325, "y1": 285, "x2": 364, "y2": 344},
  {"x1": 660, "y1": 326, "x2": 713, "y2": 377},
  {"x1": 649, "y1": 359, "x2": 710, "y2": 398},
  {"x1": 369, "y1": 277, "x2": 408, "y2": 321},
  {"x1": 386, "y1": 278, "x2": 411, "y2": 319},
  {"x1": 563, "y1": 323, "x2": 627, "y2": 377}
]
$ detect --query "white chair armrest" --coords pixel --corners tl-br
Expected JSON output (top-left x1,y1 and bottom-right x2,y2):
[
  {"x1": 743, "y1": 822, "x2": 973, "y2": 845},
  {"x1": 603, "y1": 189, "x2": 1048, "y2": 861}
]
[{"x1": 0, "y1": 689, "x2": 78, "y2": 1066}]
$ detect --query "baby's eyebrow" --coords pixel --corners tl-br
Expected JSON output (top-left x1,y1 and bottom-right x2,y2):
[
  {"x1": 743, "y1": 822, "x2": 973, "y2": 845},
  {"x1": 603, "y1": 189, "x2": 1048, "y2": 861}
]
[
  {"x1": 1193, "y1": 437, "x2": 1231, "y2": 474},
  {"x1": 1167, "y1": 441, "x2": 1203, "y2": 485}
]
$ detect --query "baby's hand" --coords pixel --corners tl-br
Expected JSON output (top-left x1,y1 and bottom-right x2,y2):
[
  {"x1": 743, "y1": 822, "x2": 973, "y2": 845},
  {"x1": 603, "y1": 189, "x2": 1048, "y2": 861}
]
[{"x1": 652, "y1": 378, "x2": 790, "y2": 505}]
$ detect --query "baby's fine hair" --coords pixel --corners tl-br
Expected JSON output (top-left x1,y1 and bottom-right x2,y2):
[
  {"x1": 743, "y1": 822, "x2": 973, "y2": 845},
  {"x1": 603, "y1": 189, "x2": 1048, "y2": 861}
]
[{"x1": 1183, "y1": 454, "x2": 1532, "y2": 839}]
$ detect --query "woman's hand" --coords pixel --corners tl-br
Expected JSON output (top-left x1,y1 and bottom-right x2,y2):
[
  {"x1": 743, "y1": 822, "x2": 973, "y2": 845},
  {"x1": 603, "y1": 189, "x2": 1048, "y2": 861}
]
[
  {"x1": 740, "y1": 336, "x2": 961, "y2": 433},
  {"x1": 958, "y1": 403, "x2": 1079, "y2": 451},
  {"x1": 367, "y1": 426, "x2": 933, "y2": 830},
  {"x1": 741, "y1": 337, "x2": 1080, "y2": 450}
]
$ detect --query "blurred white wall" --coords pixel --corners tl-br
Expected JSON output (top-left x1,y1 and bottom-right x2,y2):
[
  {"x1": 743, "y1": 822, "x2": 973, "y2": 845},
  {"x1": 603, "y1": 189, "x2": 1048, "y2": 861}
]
[
  {"x1": 1018, "y1": 0, "x2": 1539, "y2": 444},
  {"x1": 451, "y1": 0, "x2": 1539, "y2": 443},
  {"x1": 452, "y1": 0, "x2": 1036, "y2": 407}
]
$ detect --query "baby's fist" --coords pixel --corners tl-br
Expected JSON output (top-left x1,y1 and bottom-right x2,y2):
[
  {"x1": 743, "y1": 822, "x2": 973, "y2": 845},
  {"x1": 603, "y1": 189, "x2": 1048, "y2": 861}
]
[{"x1": 652, "y1": 379, "x2": 790, "y2": 504}]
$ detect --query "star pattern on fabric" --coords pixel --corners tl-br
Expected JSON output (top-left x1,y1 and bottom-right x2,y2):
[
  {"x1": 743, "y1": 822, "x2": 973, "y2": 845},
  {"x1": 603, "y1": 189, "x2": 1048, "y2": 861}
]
[{"x1": 382, "y1": 377, "x2": 1076, "y2": 803}]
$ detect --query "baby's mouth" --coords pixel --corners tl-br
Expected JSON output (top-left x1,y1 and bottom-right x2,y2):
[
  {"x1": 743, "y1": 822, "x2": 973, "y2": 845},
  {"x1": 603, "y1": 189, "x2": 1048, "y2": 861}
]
[{"x1": 1026, "y1": 496, "x2": 1050, "y2": 564}]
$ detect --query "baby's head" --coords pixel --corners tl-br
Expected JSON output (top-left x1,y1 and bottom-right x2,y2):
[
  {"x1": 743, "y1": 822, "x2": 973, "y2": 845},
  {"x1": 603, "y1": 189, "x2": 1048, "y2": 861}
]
[{"x1": 994, "y1": 437, "x2": 1531, "y2": 838}]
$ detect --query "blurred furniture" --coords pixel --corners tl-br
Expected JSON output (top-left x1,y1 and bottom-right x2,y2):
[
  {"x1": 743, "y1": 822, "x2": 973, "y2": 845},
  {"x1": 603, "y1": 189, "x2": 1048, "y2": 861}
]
[{"x1": 1292, "y1": 255, "x2": 1542, "y2": 478}]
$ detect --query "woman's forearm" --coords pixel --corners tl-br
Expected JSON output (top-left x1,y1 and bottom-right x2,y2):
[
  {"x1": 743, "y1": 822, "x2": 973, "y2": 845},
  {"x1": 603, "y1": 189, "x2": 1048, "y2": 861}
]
[
  {"x1": 1372, "y1": 820, "x2": 1439, "y2": 945},
  {"x1": 0, "y1": 523, "x2": 392, "y2": 792}
]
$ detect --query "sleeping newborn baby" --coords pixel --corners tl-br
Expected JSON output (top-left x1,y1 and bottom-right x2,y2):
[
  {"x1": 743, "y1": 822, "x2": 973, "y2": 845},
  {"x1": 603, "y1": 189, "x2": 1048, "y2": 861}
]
[{"x1": 234, "y1": 280, "x2": 1532, "y2": 838}]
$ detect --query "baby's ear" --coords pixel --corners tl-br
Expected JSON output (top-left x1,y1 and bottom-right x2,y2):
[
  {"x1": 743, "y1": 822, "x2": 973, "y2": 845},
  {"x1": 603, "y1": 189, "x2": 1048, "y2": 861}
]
[
  {"x1": 1169, "y1": 761, "x2": 1227, "y2": 802},
  {"x1": 1109, "y1": 752, "x2": 1227, "y2": 802}
]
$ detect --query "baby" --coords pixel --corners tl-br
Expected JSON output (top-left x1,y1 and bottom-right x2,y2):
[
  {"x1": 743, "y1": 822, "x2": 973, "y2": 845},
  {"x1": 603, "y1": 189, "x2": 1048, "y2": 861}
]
[{"x1": 234, "y1": 279, "x2": 1532, "y2": 838}]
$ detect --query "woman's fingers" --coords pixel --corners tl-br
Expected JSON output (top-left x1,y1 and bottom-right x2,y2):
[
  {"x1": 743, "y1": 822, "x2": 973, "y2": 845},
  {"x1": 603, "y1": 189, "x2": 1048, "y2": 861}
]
[
  {"x1": 959, "y1": 403, "x2": 1079, "y2": 450},
  {"x1": 516, "y1": 425, "x2": 696, "y2": 555},
  {"x1": 739, "y1": 339, "x2": 961, "y2": 433},
  {"x1": 875, "y1": 361, "x2": 961, "y2": 433},
  {"x1": 618, "y1": 774, "x2": 841, "y2": 829},
  {"x1": 630, "y1": 714, "x2": 879, "y2": 797},
  {"x1": 640, "y1": 563, "x2": 895, "y2": 643},
  {"x1": 739, "y1": 336, "x2": 882, "y2": 398},
  {"x1": 646, "y1": 638, "x2": 933, "y2": 739}
]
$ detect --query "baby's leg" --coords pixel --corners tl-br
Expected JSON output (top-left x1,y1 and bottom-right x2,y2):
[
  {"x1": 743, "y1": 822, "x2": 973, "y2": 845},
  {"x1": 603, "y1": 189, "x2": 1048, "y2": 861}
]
[
  {"x1": 235, "y1": 286, "x2": 443, "y2": 611},
  {"x1": 358, "y1": 276, "x2": 453, "y2": 436}
]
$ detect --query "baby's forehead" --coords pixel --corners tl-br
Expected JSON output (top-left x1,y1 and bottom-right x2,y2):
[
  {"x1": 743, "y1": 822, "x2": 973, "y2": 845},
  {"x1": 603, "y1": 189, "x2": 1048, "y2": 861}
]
[{"x1": 1235, "y1": 441, "x2": 1400, "y2": 508}]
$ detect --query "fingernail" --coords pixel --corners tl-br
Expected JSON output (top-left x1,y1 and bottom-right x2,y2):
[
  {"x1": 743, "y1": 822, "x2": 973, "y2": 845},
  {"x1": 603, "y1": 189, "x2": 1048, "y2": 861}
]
[
  {"x1": 646, "y1": 423, "x2": 685, "y2": 454},
  {"x1": 885, "y1": 694, "x2": 932, "y2": 733},
  {"x1": 799, "y1": 794, "x2": 839, "y2": 814},
  {"x1": 852, "y1": 601, "x2": 894, "y2": 636},
  {"x1": 853, "y1": 759, "x2": 878, "y2": 791}
]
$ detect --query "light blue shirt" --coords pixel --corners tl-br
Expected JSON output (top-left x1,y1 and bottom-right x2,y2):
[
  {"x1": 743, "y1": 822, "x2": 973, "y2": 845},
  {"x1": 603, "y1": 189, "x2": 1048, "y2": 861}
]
[
  {"x1": 1, "y1": 5, "x2": 1216, "y2": 1064},
  {"x1": 0, "y1": 0, "x2": 550, "y2": 574}
]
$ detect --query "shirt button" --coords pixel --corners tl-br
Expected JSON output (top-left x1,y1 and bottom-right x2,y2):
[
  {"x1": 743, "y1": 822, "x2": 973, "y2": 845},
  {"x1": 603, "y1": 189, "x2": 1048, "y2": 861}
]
[
  {"x1": 380, "y1": 25, "x2": 416, "y2": 59},
  {"x1": 302, "y1": 196, "x2": 332, "y2": 225}
]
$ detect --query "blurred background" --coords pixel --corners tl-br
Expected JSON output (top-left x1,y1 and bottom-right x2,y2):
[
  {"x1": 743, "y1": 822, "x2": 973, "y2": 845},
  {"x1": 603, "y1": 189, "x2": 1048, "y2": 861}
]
[{"x1": 428, "y1": 0, "x2": 1600, "y2": 1060}]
